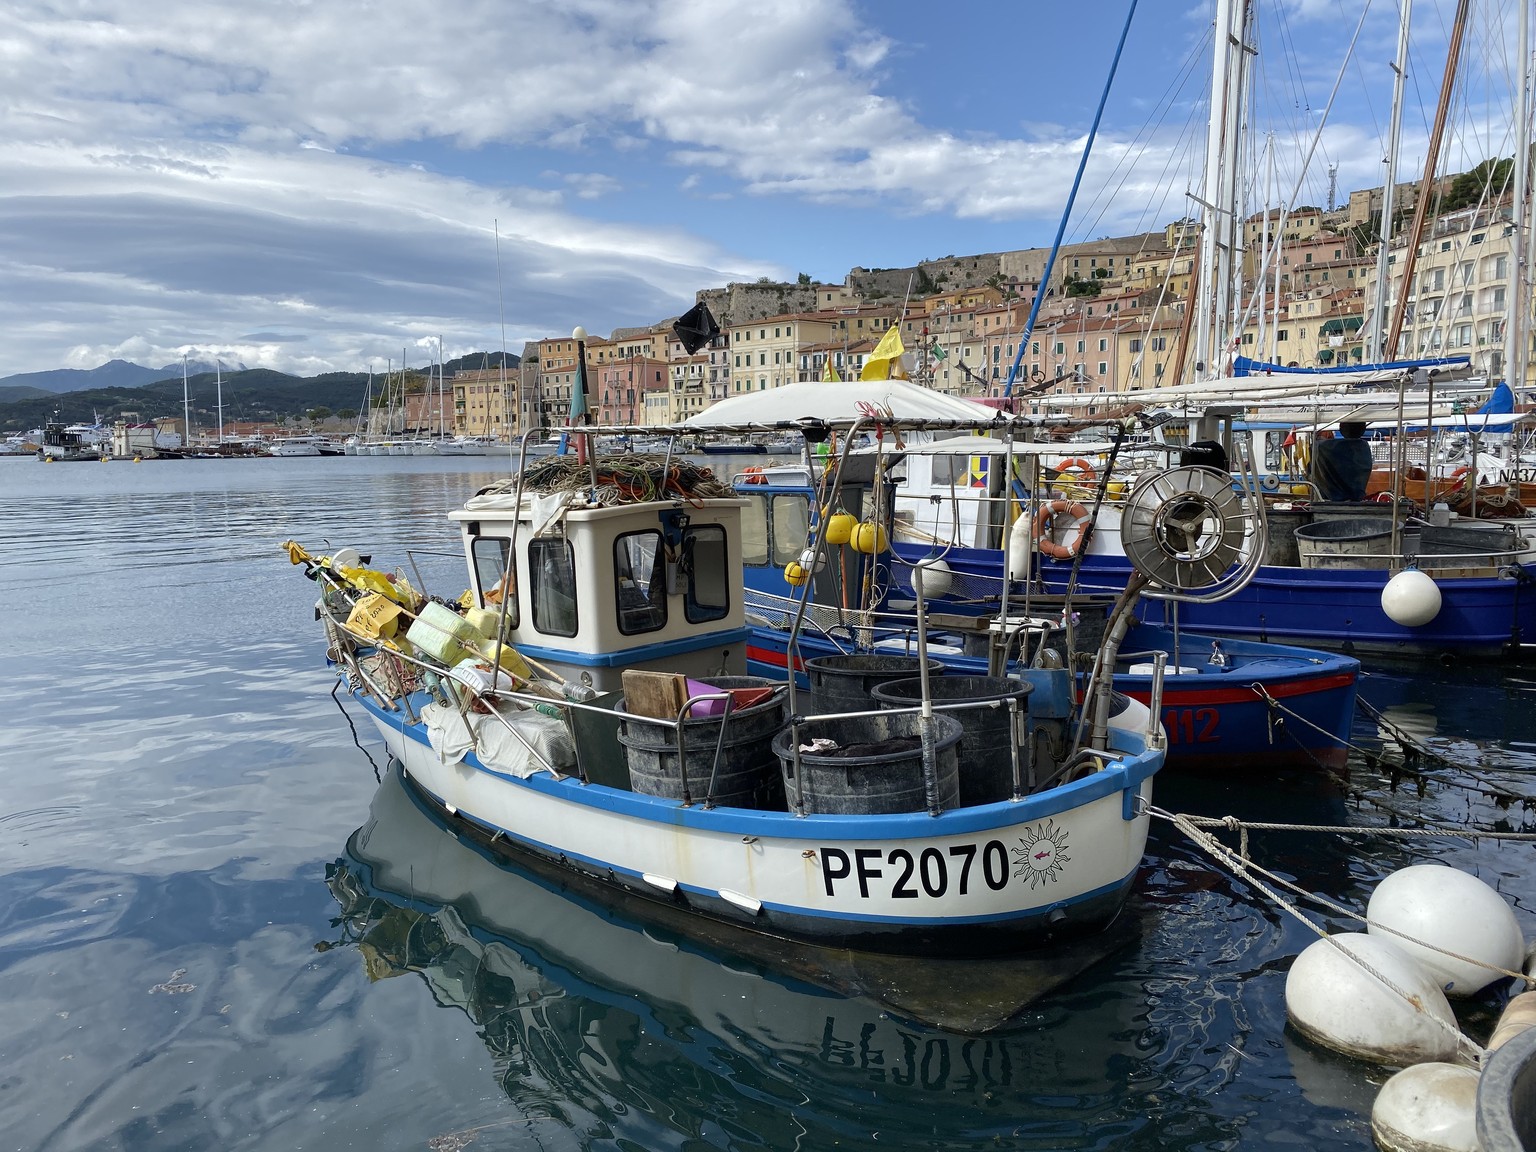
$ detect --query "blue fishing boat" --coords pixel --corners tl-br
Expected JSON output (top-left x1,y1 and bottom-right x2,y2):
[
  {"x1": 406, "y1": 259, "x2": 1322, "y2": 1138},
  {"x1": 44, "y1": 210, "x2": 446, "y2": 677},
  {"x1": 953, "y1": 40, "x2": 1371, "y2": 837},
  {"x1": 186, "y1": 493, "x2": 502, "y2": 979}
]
[{"x1": 724, "y1": 436, "x2": 1359, "y2": 771}]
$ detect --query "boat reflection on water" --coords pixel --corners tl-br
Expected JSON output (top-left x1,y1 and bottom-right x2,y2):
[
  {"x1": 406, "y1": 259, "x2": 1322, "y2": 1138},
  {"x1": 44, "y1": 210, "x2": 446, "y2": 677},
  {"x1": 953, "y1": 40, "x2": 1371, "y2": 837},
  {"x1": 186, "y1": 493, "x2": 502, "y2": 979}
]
[{"x1": 325, "y1": 764, "x2": 1176, "y2": 1145}]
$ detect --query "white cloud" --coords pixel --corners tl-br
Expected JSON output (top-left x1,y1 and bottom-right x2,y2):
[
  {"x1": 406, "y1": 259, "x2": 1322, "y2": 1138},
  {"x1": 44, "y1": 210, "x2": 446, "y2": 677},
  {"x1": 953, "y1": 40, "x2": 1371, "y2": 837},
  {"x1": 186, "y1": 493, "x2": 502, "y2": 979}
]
[{"x1": 0, "y1": 0, "x2": 1513, "y2": 377}]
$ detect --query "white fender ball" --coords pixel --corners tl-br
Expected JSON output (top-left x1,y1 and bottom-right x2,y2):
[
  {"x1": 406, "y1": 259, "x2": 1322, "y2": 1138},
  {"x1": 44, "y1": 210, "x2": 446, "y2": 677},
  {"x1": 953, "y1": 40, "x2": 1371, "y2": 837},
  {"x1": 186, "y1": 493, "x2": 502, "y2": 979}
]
[
  {"x1": 913, "y1": 558, "x2": 953, "y2": 598},
  {"x1": 1370, "y1": 1063, "x2": 1481, "y2": 1152},
  {"x1": 1367, "y1": 865, "x2": 1525, "y2": 998},
  {"x1": 1285, "y1": 932, "x2": 1461, "y2": 1066},
  {"x1": 1381, "y1": 567, "x2": 1442, "y2": 627}
]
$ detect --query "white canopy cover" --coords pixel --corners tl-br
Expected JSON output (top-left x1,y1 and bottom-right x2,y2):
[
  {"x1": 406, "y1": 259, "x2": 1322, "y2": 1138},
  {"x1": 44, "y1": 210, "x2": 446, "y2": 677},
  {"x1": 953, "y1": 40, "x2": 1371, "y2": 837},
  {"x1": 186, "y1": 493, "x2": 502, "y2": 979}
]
[{"x1": 685, "y1": 379, "x2": 1001, "y2": 427}]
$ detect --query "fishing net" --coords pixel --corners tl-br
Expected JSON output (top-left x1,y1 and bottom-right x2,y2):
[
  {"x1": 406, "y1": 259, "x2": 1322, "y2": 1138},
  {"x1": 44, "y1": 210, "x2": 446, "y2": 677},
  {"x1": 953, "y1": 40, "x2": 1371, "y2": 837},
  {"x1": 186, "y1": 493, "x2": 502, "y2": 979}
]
[{"x1": 475, "y1": 453, "x2": 735, "y2": 506}]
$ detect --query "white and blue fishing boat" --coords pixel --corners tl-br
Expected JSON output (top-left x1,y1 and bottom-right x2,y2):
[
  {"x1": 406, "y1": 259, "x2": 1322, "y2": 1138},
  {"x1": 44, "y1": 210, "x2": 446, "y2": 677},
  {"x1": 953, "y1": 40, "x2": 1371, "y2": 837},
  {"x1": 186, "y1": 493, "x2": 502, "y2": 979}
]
[{"x1": 288, "y1": 418, "x2": 1188, "y2": 955}]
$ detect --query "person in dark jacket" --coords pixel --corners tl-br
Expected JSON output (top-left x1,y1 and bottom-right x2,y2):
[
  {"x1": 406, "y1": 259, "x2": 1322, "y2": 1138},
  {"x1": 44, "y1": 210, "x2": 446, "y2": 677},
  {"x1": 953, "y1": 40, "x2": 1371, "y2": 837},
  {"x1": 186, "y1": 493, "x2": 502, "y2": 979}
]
[{"x1": 1311, "y1": 421, "x2": 1372, "y2": 501}]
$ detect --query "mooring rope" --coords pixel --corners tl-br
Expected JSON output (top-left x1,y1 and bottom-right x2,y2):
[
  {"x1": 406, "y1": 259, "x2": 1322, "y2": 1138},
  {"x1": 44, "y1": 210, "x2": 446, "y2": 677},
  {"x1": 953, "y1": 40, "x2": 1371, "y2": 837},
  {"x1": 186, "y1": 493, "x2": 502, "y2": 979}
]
[
  {"x1": 1149, "y1": 804, "x2": 1519, "y2": 1059},
  {"x1": 1245, "y1": 682, "x2": 1536, "y2": 819}
]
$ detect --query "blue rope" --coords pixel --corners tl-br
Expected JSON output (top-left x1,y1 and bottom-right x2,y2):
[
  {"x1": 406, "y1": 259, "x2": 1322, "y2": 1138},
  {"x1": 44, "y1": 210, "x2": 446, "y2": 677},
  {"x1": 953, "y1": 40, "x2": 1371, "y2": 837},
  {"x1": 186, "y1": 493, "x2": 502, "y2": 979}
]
[{"x1": 1004, "y1": 0, "x2": 1139, "y2": 399}]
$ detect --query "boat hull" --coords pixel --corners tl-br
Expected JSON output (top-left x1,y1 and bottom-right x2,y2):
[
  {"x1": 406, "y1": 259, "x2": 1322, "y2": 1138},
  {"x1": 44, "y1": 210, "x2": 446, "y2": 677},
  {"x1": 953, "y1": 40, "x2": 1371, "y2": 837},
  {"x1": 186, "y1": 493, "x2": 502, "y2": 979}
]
[
  {"x1": 742, "y1": 620, "x2": 1358, "y2": 771},
  {"x1": 895, "y1": 543, "x2": 1536, "y2": 659},
  {"x1": 359, "y1": 688, "x2": 1158, "y2": 955}
]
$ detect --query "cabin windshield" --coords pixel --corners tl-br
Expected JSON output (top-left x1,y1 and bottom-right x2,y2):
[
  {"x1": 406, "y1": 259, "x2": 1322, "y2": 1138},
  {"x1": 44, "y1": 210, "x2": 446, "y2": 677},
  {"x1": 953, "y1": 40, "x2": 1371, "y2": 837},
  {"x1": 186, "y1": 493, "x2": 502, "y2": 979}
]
[
  {"x1": 471, "y1": 536, "x2": 518, "y2": 627},
  {"x1": 530, "y1": 537, "x2": 578, "y2": 637},
  {"x1": 771, "y1": 496, "x2": 809, "y2": 566},
  {"x1": 741, "y1": 495, "x2": 769, "y2": 565},
  {"x1": 614, "y1": 531, "x2": 667, "y2": 635},
  {"x1": 682, "y1": 525, "x2": 729, "y2": 623}
]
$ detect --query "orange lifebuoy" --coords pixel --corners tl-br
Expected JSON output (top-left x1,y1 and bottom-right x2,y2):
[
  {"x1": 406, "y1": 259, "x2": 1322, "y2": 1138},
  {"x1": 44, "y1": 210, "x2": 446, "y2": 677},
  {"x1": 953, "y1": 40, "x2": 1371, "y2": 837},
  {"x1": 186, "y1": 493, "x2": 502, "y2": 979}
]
[
  {"x1": 1449, "y1": 466, "x2": 1473, "y2": 484},
  {"x1": 1054, "y1": 457, "x2": 1098, "y2": 485},
  {"x1": 1032, "y1": 499, "x2": 1092, "y2": 560},
  {"x1": 740, "y1": 466, "x2": 766, "y2": 485}
]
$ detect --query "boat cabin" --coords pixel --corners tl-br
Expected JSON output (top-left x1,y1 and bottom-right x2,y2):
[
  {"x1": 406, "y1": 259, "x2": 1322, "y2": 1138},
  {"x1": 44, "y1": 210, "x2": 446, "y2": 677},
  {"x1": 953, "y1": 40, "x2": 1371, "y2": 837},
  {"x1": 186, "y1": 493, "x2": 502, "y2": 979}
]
[{"x1": 452, "y1": 490, "x2": 751, "y2": 692}]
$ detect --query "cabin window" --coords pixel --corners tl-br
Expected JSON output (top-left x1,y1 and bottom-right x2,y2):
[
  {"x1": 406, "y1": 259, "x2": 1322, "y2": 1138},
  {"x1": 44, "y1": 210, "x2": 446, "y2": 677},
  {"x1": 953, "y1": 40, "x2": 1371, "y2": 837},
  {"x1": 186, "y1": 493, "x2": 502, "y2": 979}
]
[
  {"x1": 614, "y1": 531, "x2": 667, "y2": 634},
  {"x1": 529, "y1": 537, "x2": 578, "y2": 637},
  {"x1": 772, "y1": 496, "x2": 809, "y2": 567},
  {"x1": 683, "y1": 525, "x2": 730, "y2": 623},
  {"x1": 471, "y1": 536, "x2": 518, "y2": 627},
  {"x1": 740, "y1": 495, "x2": 769, "y2": 565}
]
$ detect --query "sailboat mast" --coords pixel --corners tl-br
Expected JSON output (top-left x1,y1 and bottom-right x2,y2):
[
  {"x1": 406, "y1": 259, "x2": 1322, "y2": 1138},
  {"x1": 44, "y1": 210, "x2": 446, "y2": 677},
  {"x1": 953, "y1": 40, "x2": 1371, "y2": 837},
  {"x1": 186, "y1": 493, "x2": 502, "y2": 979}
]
[
  {"x1": 1385, "y1": 0, "x2": 1470, "y2": 359},
  {"x1": 181, "y1": 356, "x2": 190, "y2": 448},
  {"x1": 1194, "y1": 0, "x2": 1248, "y2": 379},
  {"x1": 216, "y1": 360, "x2": 224, "y2": 445},
  {"x1": 1504, "y1": 0, "x2": 1532, "y2": 392},
  {"x1": 1367, "y1": 0, "x2": 1413, "y2": 363}
]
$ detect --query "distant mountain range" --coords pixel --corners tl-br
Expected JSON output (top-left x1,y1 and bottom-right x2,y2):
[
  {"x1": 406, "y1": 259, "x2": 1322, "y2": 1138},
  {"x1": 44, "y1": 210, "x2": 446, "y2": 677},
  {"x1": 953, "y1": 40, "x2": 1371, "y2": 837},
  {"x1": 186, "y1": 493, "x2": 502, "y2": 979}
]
[
  {"x1": 0, "y1": 353, "x2": 519, "y2": 431},
  {"x1": 0, "y1": 358, "x2": 233, "y2": 405}
]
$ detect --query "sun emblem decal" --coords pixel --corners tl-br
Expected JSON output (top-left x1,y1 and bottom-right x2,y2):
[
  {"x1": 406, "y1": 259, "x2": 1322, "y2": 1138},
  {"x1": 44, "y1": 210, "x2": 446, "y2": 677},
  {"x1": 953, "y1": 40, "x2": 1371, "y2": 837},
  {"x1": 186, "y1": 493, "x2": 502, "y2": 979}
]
[{"x1": 1012, "y1": 820, "x2": 1070, "y2": 888}]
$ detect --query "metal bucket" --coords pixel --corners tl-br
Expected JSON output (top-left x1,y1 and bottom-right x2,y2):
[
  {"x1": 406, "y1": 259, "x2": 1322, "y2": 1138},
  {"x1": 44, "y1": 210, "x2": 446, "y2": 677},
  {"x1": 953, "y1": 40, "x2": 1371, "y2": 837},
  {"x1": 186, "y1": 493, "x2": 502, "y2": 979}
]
[
  {"x1": 870, "y1": 676, "x2": 1033, "y2": 805},
  {"x1": 772, "y1": 711, "x2": 962, "y2": 815},
  {"x1": 616, "y1": 676, "x2": 785, "y2": 809},
  {"x1": 803, "y1": 654, "x2": 946, "y2": 716}
]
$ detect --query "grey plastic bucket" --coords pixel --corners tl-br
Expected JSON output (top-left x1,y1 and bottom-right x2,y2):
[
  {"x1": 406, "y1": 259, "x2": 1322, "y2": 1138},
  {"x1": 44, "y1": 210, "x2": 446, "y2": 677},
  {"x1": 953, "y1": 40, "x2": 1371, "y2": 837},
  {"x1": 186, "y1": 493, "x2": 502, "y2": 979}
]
[
  {"x1": 1294, "y1": 517, "x2": 1394, "y2": 570},
  {"x1": 772, "y1": 711, "x2": 962, "y2": 814},
  {"x1": 803, "y1": 654, "x2": 946, "y2": 716},
  {"x1": 616, "y1": 676, "x2": 785, "y2": 809},
  {"x1": 1262, "y1": 505, "x2": 1313, "y2": 567},
  {"x1": 870, "y1": 675, "x2": 1033, "y2": 805}
]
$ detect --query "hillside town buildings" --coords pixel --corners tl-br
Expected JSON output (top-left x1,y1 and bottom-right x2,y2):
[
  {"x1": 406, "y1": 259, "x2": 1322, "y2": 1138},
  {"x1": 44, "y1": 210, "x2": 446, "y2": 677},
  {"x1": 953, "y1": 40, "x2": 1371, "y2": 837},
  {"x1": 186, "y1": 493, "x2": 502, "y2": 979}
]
[{"x1": 432, "y1": 168, "x2": 1532, "y2": 437}]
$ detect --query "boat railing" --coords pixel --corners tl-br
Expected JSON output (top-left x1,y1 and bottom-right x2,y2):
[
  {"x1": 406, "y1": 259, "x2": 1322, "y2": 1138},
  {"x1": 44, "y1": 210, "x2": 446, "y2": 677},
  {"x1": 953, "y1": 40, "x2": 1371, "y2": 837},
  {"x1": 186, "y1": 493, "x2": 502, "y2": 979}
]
[{"x1": 324, "y1": 607, "x2": 1069, "y2": 813}]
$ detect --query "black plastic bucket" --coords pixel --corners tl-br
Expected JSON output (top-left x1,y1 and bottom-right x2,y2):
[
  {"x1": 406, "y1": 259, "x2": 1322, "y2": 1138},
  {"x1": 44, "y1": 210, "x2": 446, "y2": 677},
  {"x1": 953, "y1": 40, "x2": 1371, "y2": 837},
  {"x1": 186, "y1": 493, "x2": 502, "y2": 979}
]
[
  {"x1": 772, "y1": 711, "x2": 962, "y2": 814},
  {"x1": 870, "y1": 675, "x2": 1033, "y2": 805},
  {"x1": 803, "y1": 654, "x2": 946, "y2": 716},
  {"x1": 616, "y1": 676, "x2": 786, "y2": 808}
]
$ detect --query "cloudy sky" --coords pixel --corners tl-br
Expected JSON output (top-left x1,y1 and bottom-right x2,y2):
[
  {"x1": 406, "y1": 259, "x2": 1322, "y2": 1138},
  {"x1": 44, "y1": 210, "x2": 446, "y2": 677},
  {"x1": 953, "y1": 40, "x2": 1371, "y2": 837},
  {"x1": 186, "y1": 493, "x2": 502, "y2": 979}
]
[{"x1": 0, "y1": 0, "x2": 1518, "y2": 379}]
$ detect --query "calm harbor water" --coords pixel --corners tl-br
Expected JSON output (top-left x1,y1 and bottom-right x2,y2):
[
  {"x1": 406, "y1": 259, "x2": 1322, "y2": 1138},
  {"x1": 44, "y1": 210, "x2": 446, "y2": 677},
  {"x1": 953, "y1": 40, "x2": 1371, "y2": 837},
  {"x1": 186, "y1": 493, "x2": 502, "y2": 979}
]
[{"x1": 0, "y1": 453, "x2": 1532, "y2": 1151}]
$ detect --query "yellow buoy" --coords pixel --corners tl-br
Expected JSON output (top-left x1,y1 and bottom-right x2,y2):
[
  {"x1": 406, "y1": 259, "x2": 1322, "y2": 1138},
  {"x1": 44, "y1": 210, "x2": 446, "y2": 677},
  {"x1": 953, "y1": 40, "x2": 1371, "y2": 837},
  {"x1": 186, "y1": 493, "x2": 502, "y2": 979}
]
[
  {"x1": 851, "y1": 522, "x2": 888, "y2": 555},
  {"x1": 825, "y1": 512, "x2": 856, "y2": 546},
  {"x1": 783, "y1": 561, "x2": 809, "y2": 586}
]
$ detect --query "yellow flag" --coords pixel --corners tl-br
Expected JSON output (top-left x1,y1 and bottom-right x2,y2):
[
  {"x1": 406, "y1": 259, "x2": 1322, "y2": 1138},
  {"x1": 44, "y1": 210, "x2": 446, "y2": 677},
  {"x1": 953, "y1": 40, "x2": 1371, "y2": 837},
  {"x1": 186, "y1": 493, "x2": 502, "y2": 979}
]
[
  {"x1": 859, "y1": 325, "x2": 905, "y2": 381},
  {"x1": 821, "y1": 356, "x2": 841, "y2": 383}
]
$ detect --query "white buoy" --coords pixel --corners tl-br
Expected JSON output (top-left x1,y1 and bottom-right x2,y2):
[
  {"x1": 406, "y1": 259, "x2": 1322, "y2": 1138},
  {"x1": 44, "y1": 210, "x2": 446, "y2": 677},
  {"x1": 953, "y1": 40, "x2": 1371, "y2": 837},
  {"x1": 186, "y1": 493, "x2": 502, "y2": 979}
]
[
  {"x1": 1370, "y1": 1063, "x2": 1481, "y2": 1152},
  {"x1": 1005, "y1": 526, "x2": 1032, "y2": 582},
  {"x1": 1381, "y1": 567, "x2": 1442, "y2": 627},
  {"x1": 915, "y1": 558, "x2": 953, "y2": 598},
  {"x1": 1285, "y1": 932, "x2": 1461, "y2": 1065},
  {"x1": 1367, "y1": 865, "x2": 1525, "y2": 998}
]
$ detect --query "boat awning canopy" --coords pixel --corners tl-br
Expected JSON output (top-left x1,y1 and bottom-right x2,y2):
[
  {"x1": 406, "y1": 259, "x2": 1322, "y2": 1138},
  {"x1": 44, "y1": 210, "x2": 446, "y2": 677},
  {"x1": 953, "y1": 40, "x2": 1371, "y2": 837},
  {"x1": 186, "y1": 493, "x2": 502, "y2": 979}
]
[
  {"x1": 687, "y1": 379, "x2": 1003, "y2": 427},
  {"x1": 856, "y1": 434, "x2": 1125, "y2": 457}
]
